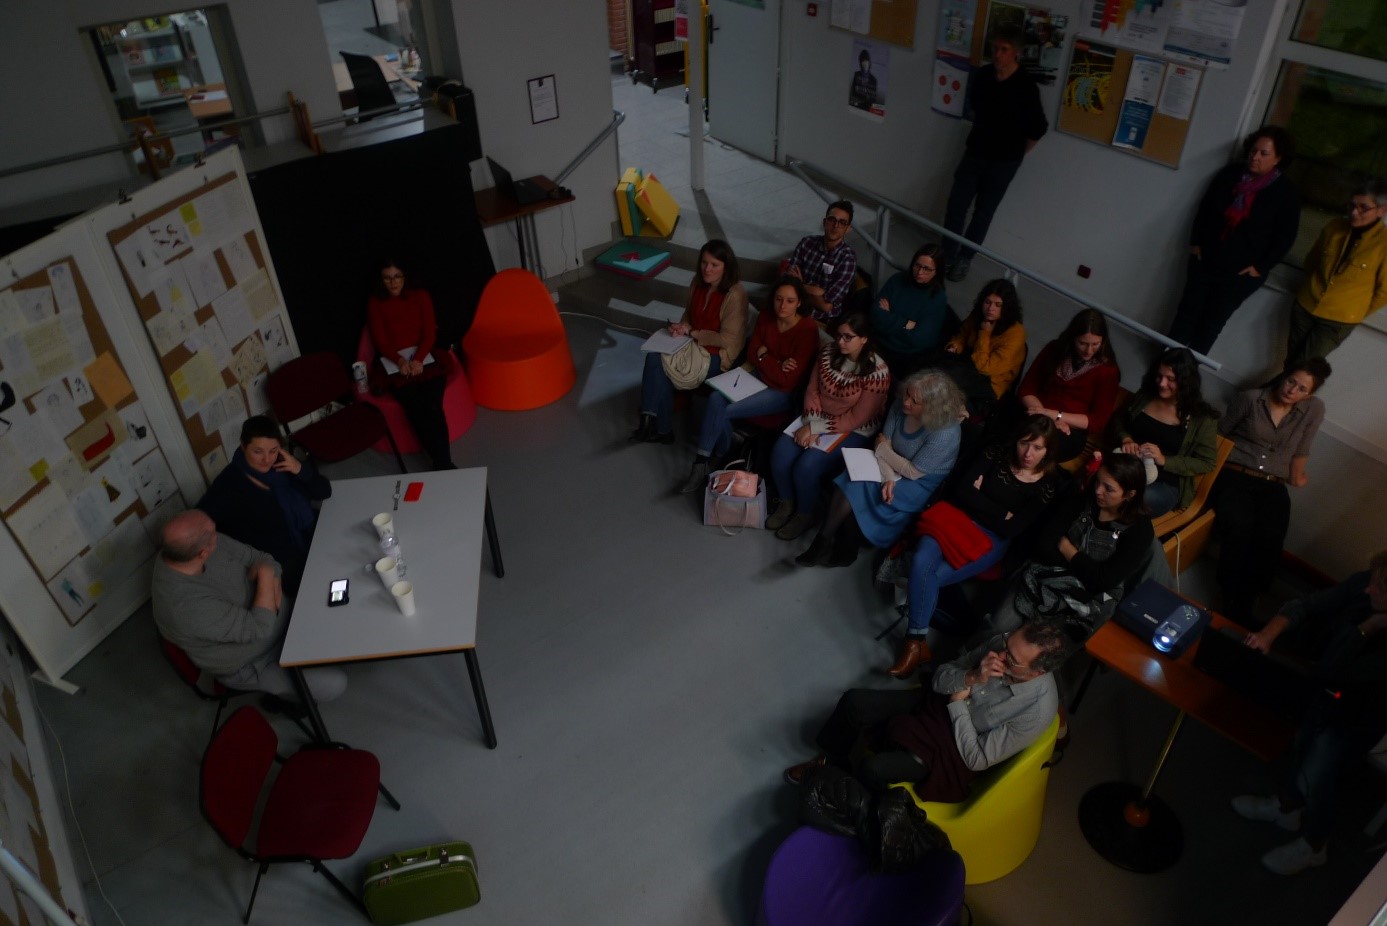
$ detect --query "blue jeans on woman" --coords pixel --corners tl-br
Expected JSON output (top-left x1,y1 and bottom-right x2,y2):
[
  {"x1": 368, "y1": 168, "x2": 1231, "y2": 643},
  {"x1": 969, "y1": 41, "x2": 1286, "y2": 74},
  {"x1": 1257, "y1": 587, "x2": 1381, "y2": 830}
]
[
  {"x1": 769, "y1": 431, "x2": 871, "y2": 516},
  {"x1": 640, "y1": 351, "x2": 721, "y2": 435},
  {"x1": 906, "y1": 527, "x2": 1006, "y2": 638},
  {"x1": 696, "y1": 383, "x2": 794, "y2": 457}
]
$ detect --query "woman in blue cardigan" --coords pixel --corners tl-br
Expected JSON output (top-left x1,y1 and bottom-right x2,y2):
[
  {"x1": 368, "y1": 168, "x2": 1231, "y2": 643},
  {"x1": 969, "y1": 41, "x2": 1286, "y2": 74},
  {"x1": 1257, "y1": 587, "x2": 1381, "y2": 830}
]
[{"x1": 197, "y1": 415, "x2": 331, "y2": 595}]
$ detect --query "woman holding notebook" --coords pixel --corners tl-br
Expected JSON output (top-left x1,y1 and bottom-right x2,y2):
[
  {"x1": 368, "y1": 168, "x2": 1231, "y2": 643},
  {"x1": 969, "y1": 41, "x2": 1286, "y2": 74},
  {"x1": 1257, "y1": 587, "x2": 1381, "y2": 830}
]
[
  {"x1": 766, "y1": 313, "x2": 891, "y2": 542},
  {"x1": 677, "y1": 277, "x2": 820, "y2": 493},
  {"x1": 795, "y1": 369, "x2": 966, "y2": 568},
  {"x1": 367, "y1": 258, "x2": 454, "y2": 470},
  {"x1": 630, "y1": 239, "x2": 749, "y2": 444}
]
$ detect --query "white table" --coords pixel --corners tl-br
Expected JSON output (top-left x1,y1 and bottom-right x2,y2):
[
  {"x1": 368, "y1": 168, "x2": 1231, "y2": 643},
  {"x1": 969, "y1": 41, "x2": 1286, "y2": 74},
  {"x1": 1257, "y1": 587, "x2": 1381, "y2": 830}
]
[{"x1": 281, "y1": 467, "x2": 502, "y2": 748}]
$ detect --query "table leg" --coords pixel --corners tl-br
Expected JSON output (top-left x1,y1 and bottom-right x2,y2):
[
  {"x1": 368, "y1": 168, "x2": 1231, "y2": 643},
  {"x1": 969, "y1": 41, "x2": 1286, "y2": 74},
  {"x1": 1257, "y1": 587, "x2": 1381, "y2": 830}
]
[
  {"x1": 514, "y1": 216, "x2": 529, "y2": 271},
  {"x1": 289, "y1": 668, "x2": 403, "y2": 810},
  {"x1": 463, "y1": 649, "x2": 498, "y2": 749},
  {"x1": 1078, "y1": 711, "x2": 1186, "y2": 873},
  {"x1": 485, "y1": 490, "x2": 505, "y2": 578},
  {"x1": 1068, "y1": 659, "x2": 1100, "y2": 715}
]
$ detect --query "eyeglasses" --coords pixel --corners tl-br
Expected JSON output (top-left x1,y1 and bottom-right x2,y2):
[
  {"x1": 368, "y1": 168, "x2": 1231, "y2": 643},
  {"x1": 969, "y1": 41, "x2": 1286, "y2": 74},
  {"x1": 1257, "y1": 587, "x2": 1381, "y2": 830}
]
[
  {"x1": 995, "y1": 633, "x2": 1036, "y2": 675},
  {"x1": 911, "y1": 262, "x2": 936, "y2": 273},
  {"x1": 823, "y1": 216, "x2": 851, "y2": 227},
  {"x1": 835, "y1": 332, "x2": 862, "y2": 342},
  {"x1": 382, "y1": 272, "x2": 405, "y2": 281},
  {"x1": 1348, "y1": 201, "x2": 1382, "y2": 213}
]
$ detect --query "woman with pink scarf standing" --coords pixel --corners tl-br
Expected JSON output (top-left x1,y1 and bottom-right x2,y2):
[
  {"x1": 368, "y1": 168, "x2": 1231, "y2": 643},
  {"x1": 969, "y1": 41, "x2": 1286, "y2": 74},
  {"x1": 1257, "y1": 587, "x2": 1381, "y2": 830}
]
[{"x1": 1167, "y1": 127, "x2": 1300, "y2": 356}]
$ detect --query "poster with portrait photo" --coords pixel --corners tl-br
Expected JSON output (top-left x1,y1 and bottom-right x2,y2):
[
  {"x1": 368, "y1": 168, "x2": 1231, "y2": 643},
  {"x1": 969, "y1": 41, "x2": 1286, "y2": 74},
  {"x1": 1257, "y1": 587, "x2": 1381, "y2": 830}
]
[{"x1": 847, "y1": 39, "x2": 889, "y2": 120}]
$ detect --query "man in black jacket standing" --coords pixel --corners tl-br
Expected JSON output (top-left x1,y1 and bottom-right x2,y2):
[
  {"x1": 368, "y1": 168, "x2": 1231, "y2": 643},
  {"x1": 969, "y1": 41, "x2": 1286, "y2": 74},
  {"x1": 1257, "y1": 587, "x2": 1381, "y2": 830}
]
[
  {"x1": 941, "y1": 24, "x2": 1048, "y2": 283},
  {"x1": 1232, "y1": 551, "x2": 1387, "y2": 874}
]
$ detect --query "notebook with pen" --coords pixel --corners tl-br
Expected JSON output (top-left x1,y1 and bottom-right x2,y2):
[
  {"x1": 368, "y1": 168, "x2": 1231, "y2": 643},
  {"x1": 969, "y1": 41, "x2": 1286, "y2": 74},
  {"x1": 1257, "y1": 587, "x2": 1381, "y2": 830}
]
[{"x1": 706, "y1": 369, "x2": 768, "y2": 402}]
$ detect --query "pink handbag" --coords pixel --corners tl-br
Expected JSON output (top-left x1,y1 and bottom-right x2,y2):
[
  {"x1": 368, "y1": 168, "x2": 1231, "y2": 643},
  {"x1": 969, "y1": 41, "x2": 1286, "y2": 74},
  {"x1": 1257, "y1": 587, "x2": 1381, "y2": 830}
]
[{"x1": 702, "y1": 460, "x2": 766, "y2": 534}]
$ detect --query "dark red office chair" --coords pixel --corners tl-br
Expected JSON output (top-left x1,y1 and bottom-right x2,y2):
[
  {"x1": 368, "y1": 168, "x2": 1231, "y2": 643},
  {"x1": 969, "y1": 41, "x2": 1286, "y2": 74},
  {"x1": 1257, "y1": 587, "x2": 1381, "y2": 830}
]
[
  {"x1": 160, "y1": 635, "x2": 249, "y2": 741},
  {"x1": 265, "y1": 352, "x2": 406, "y2": 472},
  {"x1": 201, "y1": 706, "x2": 382, "y2": 923}
]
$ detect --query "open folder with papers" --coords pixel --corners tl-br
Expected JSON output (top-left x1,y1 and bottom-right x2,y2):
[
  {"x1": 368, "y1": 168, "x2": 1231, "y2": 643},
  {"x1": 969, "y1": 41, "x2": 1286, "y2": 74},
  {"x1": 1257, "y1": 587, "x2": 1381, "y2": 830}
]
[{"x1": 783, "y1": 416, "x2": 849, "y2": 453}]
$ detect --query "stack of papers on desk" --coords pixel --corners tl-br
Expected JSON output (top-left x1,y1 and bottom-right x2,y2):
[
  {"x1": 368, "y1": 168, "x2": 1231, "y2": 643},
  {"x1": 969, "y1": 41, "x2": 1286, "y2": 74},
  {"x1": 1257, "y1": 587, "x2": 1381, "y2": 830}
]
[
  {"x1": 706, "y1": 368, "x2": 768, "y2": 402},
  {"x1": 641, "y1": 330, "x2": 691, "y2": 354}
]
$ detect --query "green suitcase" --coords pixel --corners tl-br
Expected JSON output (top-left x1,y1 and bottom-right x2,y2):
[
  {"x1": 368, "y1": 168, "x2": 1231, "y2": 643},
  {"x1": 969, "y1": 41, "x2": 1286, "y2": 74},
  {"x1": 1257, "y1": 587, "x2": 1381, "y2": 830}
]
[{"x1": 363, "y1": 842, "x2": 480, "y2": 925}]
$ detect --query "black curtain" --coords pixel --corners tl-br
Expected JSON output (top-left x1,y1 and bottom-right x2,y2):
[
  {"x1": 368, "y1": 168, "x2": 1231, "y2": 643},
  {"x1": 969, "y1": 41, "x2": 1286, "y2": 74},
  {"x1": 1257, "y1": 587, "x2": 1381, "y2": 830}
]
[{"x1": 248, "y1": 122, "x2": 494, "y2": 364}]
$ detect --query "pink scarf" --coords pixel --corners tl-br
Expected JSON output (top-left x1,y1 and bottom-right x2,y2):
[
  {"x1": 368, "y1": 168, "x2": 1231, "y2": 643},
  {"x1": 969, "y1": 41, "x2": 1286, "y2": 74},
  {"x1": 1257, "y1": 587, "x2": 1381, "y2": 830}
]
[{"x1": 1222, "y1": 169, "x2": 1281, "y2": 239}]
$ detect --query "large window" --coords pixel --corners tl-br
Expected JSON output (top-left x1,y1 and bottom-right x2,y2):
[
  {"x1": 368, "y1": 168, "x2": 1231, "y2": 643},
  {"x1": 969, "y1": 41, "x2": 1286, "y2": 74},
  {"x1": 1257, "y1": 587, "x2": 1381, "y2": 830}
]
[{"x1": 1262, "y1": 1, "x2": 1387, "y2": 268}]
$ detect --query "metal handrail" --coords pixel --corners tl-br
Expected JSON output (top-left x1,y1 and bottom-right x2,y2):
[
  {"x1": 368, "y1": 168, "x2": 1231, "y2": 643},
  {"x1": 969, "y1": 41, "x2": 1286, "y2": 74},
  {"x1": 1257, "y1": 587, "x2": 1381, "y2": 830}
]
[
  {"x1": 786, "y1": 157, "x2": 1219, "y2": 370},
  {"x1": 555, "y1": 110, "x2": 625, "y2": 186}
]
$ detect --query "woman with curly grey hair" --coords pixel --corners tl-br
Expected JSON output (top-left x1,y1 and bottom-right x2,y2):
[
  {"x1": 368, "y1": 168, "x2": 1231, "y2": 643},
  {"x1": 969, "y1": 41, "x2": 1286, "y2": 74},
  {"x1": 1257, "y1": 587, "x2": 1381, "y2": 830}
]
[{"x1": 796, "y1": 369, "x2": 966, "y2": 567}]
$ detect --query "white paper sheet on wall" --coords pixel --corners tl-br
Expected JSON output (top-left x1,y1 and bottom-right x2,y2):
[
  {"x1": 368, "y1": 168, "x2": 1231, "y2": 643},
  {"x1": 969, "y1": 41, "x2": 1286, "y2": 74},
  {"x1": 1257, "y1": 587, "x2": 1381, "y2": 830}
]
[
  {"x1": 222, "y1": 237, "x2": 258, "y2": 284},
  {"x1": 46, "y1": 556, "x2": 103, "y2": 623},
  {"x1": 14, "y1": 287, "x2": 54, "y2": 325},
  {"x1": 212, "y1": 286, "x2": 255, "y2": 348},
  {"x1": 131, "y1": 449, "x2": 177, "y2": 511},
  {"x1": 116, "y1": 403, "x2": 157, "y2": 460},
  {"x1": 113, "y1": 233, "x2": 157, "y2": 297},
  {"x1": 146, "y1": 308, "x2": 198, "y2": 356},
  {"x1": 29, "y1": 383, "x2": 83, "y2": 438},
  {"x1": 259, "y1": 316, "x2": 294, "y2": 368},
  {"x1": 5, "y1": 482, "x2": 86, "y2": 580},
  {"x1": 61, "y1": 312, "x2": 95, "y2": 366},
  {"x1": 144, "y1": 215, "x2": 192, "y2": 263},
  {"x1": 242, "y1": 270, "x2": 278, "y2": 320},
  {"x1": 46, "y1": 264, "x2": 81, "y2": 316},
  {"x1": 184, "y1": 251, "x2": 228, "y2": 308},
  {"x1": 22, "y1": 318, "x2": 78, "y2": 384}
]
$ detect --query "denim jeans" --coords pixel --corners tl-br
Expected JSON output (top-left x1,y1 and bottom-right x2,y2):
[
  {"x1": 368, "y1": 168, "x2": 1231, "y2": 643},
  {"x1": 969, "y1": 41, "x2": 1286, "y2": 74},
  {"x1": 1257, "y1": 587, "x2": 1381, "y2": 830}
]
[
  {"x1": 696, "y1": 383, "x2": 794, "y2": 457},
  {"x1": 1282, "y1": 719, "x2": 1356, "y2": 846},
  {"x1": 640, "y1": 351, "x2": 720, "y2": 434},
  {"x1": 1144, "y1": 479, "x2": 1180, "y2": 518},
  {"x1": 942, "y1": 155, "x2": 1023, "y2": 263},
  {"x1": 906, "y1": 528, "x2": 1007, "y2": 636},
  {"x1": 769, "y1": 431, "x2": 871, "y2": 515}
]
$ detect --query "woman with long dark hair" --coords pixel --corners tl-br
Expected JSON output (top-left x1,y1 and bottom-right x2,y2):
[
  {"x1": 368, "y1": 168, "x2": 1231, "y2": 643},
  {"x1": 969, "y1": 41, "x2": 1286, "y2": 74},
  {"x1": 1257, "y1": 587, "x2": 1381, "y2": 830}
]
[
  {"x1": 367, "y1": 258, "x2": 454, "y2": 469},
  {"x1": 677, "y1": 277, "x2": 819, "y2": 492},
  {"x1": 1017, "y1": 308, "x2": 1121, "y2": 464},
  {"x1": 1109, "y1": 347, "x2": 1219, "y2": 517},
  {"x1": 869, "y1": 243, "x2": 951, "y2": 378},
  {"x1": 1212, "y1": 357, "x2": 1331, "y2": 624},
  {"x1": 991, "y1": 453, "x2": 1154, "y2": 642},
  {"x1": 766, "y1": 313, "x2": 891, "y2": 541},
  {"x1": 944, "y1": 278, "x2": 1027, "y2": 398},
  {"x1": 631, "y1": 239, "x2": 749, "y2": 443},
  {"x1": 1168, "y1": 126, "x2": 1301, "y2": 355}
]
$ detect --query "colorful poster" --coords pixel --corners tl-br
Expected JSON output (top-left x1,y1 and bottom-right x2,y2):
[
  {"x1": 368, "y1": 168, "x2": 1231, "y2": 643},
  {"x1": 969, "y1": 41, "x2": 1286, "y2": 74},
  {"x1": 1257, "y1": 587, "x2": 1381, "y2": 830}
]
[
  {"x1": 1113, "y1": 55, "x2": 1165, "y2": 149},
  {"x1": 1063, "y1": 40, "x2": 1117, "y2": 116},
  {"x1": 932, "y1": 1, "x2": 978, "y2": 118},
  {"x1": 932, "y1": 53, "x2": 972, "y2": 117},
  {"x1": 847, "y1": 39, "x2": 888, "y2": 120},
  {"x1": 1082, "y1": 0, "x2": 1170, "y2": 55},
  {"x1": 1164, "y1": 0, "x2": 1245, "y2": 69}
]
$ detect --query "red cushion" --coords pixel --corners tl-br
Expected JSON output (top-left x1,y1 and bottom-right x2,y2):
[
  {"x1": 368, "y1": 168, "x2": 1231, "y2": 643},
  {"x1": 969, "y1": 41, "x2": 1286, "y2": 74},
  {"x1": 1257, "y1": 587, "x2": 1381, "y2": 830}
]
[
  {"x1": 202, "y1": 708, "x2": 278, "y2": 849},
  {"x1": 257, "y1": 748, "x2": 380, "y2": 860},
  {"x1": 293, "y1": 403, "x2": 391, "y2": 463}
]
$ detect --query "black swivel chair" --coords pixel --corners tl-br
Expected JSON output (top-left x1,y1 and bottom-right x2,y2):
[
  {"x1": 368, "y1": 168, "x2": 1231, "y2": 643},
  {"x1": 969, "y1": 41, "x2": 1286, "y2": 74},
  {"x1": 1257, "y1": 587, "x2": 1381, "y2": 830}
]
[{"x1": 339, "y1": 51, "x2": 397, "y2": 120}]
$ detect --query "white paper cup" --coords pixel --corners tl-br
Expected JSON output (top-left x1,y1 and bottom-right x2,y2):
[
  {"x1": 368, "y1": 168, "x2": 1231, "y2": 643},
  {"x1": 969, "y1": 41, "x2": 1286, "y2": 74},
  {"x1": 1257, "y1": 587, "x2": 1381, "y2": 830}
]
[
  {"x1": 391, "y1": 580, "x2": 415, "y2": 616},
  {"x1": 372, "y1": 513, "x2": 394, "y2": 538},
  {"x1": 374, "y1": 556, "x2": 400, "y2": 588}
]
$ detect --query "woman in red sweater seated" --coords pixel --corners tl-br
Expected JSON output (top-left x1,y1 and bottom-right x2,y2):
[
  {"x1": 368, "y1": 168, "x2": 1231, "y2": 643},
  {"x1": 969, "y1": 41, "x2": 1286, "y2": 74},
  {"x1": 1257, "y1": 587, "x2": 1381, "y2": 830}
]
[
  {"x1": 367, "y1": 258, "x2": 454, "y2": 470},
  {"x1": 1016, "y1": 308, "x2": 1120, "y2": 464},
  {"x1": 678, "y1": 277, "x2": 820, "y2": 493}
]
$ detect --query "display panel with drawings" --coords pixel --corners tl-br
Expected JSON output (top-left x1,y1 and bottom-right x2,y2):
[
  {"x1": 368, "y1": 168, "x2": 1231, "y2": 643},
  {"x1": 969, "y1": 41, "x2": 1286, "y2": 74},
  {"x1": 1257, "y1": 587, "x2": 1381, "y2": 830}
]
[
  {"x1": 105, "y1": 171, "x2": 298, "y2": 483},
  {"x1": 0, "y1": 258, "x2": 184, "y2": 630}
]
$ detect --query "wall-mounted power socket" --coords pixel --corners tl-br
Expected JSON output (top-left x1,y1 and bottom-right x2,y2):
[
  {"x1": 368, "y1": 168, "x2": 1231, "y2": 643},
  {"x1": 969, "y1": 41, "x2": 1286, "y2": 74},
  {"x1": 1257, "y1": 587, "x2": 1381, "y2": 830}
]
[{"x1": 1077, "y1": 265, "x2": 1092, "y2": 279}]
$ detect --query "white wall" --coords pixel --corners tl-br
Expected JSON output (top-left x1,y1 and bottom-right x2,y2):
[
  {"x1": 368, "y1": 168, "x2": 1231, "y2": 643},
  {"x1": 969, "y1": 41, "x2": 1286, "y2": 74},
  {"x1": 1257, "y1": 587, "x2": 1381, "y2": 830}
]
[
  {"x1": 775, "y1": 0, "x2": 1387, "y2": 576},
  {"x1": 0, "y1": 0, "x2": 340, "y2": 210},
  {"x1": 446, "y1": 0, "x2": 618, "y2": 277}
]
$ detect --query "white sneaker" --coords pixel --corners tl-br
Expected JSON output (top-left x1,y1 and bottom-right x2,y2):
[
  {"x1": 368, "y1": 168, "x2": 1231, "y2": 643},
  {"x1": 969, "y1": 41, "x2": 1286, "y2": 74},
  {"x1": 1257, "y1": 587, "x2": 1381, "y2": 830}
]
[
  {"x1": 1261, "y1": 838, "x2": 1327, "y2": 875},
  {"x1": 1232, "y1": 795, "x2": 1301, "y2": 831}
]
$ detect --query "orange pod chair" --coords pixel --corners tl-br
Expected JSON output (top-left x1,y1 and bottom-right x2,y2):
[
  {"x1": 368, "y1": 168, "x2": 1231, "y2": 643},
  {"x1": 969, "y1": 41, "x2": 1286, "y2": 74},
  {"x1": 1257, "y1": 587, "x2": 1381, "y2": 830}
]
[{"x1": 462, "y1": 269, "x2": 576, "y2": 411}]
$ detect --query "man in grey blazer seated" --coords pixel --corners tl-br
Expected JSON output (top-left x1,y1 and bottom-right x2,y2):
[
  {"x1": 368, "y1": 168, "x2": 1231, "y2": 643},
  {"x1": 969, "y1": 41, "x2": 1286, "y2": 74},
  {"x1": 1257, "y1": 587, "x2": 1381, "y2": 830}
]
[
  {"x1": 784, "y1": 621, "x2": 1067, "y2": 800},
  {"x1": 152, "y1": 509, "x2": 346, "y2": 703}
]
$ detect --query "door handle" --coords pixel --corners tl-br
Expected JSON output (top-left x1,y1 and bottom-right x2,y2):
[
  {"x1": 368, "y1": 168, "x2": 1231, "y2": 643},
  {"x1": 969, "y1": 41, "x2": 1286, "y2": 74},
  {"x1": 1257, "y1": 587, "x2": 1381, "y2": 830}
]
[{"x1": 708, "y1": 13, "x2": 717, "y2": 44}]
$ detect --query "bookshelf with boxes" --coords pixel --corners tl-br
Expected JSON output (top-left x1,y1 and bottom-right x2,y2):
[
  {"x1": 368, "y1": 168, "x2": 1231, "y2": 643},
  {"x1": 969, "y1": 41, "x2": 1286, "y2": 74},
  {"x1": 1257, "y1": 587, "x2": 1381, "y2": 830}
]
[{"x1": 630, "y1": 0, "x2": 682, "y2": 92}]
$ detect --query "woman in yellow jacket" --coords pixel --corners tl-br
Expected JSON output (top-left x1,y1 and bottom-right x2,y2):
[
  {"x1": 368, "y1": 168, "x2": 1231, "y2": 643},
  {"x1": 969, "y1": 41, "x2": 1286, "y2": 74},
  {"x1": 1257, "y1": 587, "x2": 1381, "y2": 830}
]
[
  {"x1": 944, "y1": 278, "x2": 1027, "y2": 398},
  {"x1": 1288, "y1": 180, "x2": 1387, "y2": 363}
]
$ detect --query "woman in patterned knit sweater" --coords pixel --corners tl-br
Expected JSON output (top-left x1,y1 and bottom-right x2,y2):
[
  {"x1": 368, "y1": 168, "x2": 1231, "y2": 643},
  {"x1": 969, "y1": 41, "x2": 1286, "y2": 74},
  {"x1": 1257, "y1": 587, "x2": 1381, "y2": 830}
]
[
  {"x1": 767, "y1": 313, "x2": 891, "y2": 541},
  {"x1": 796, "y1": 369, "x2": 966, "y2": 567}
]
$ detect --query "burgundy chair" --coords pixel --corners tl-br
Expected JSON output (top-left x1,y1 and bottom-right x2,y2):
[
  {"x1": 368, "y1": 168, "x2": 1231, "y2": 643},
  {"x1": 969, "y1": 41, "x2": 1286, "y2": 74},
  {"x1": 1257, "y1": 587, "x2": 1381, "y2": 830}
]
[
  {"x1": 160, "y1": 635, "x2": 246, "y2": 740},
  {"x1": 265, "y1": 352, "x2": 406, "y2": 472},
  {"x1": 201, "y1": 707, "x2": 383, "y2": 923}
]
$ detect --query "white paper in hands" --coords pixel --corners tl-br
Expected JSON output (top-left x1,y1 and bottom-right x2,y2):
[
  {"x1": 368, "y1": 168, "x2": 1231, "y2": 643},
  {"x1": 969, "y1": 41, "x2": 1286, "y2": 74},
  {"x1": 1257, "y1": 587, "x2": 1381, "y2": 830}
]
[
  {"x1": 640, "y1": 330, "x2": 691, "y2": 354},
  {"x1": 842, "y1": 447, "x2": 883, "y2": 482}
]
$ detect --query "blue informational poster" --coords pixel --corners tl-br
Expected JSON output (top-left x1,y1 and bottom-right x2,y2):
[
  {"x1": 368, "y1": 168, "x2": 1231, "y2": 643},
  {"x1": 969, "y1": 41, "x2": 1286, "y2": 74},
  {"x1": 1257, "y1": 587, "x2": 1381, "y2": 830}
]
[{"x1": 1112, "y1": 54, "x2": 1165, "y2": 150}]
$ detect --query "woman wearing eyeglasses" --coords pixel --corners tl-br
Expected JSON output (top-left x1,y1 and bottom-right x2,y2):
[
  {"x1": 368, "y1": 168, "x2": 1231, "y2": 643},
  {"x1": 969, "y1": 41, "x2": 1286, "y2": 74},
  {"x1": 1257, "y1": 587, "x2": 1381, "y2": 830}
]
[
  {"x1": 367, "y1": 258, "x2": 454, "y2": 470},
  {"x1": 869, "y1": 244, "x2": 951, "y2": 379},
  {"x1": 991, "y1": 453, "x2": 1154, "y2": 641},
  {"x1": 943, "y1": 278, "x2": 1026, "y2": 399},
  {"x1": 782, "y1": 620, "x2": 1068, "y2": 798},
  {"x1": 1211, "y1": 357, "x2": 1330, "y2": 624},
  {"x1": 767, "y1": 313, "x2": 891, "y2": 541},
  {"x1": 795, "y1": 369, "x2": 965, "y2": 567}
]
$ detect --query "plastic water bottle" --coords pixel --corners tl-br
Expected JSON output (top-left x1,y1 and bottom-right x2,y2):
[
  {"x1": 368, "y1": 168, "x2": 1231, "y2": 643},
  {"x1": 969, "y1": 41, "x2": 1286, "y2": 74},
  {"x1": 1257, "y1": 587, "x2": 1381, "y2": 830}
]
[
  {"x1": 379, "y1": 531, "x2": 406, "y2": 577},
  {"x1": 352, "y1": 361, "x2": 369, "y2": 394}
]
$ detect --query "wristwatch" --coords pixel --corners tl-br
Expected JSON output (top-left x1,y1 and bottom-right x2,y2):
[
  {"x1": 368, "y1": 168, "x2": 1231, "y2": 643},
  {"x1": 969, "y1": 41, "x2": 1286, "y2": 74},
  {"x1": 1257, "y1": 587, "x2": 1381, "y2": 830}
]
[{"x1": 1056, "y1": 412, "x2": 1063, "y2": 421}]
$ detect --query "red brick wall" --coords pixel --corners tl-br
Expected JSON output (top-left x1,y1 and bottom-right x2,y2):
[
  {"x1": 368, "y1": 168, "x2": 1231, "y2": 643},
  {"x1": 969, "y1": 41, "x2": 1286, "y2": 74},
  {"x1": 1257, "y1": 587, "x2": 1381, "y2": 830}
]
[{"x1": 606, "y1": 0, "x2": 629, "y2": 56}]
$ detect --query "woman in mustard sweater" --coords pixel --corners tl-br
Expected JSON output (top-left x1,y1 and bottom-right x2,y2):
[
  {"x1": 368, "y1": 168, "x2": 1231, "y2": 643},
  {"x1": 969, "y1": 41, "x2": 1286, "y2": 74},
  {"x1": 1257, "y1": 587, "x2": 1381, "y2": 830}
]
[{"x1": 944, "y1": 279, "x2": 1027, "y2": 398}]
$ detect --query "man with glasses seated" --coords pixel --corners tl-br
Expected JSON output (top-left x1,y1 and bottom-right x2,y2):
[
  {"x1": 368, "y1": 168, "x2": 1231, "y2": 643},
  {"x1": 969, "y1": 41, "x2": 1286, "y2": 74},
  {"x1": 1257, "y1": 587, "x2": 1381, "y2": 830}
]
[
  {"x1": 782, "y1": 621, "x2": 1069, "y2": 801},
  {"x1": 786, "y1": 200, "x2": 858, "y2": 322},
  {"x1": 1286, "y1": 179, "x2": 1387, "y2": 363}
]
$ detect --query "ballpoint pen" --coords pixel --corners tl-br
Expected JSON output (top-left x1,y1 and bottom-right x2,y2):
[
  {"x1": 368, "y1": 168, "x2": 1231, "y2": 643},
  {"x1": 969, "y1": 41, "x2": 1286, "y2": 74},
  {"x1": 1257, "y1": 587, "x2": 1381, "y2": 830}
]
[{"x1": 733, "y1": 374, "x2": 740, "y2": 388}]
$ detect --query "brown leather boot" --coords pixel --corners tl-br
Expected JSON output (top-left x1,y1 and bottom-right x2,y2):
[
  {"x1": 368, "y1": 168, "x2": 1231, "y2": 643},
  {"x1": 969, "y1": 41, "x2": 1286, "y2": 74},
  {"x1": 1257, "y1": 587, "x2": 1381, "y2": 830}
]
[
  {"x1": 783, "y1": 755, "x2": 827, "y2": 786},
  {"x1": 887, "y1": 638, "x2": 932, "y2": 679}
]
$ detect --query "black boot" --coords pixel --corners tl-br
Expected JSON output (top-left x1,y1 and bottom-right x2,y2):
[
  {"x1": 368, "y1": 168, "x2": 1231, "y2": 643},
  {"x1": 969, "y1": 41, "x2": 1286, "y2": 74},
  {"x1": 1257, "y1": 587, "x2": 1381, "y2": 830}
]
[
  {"x1": 794, "y1": 532, "x2": 833, "y2": 567},
  {"x1": 824, "y1": 526, "x2": 861, "y2": 567},
  {"x1": 629, "y1": 414, "x2": 655, "y2": 442}
]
